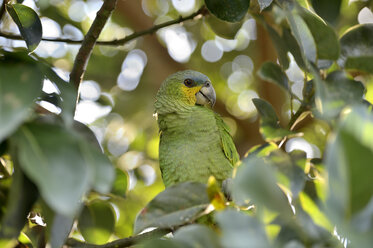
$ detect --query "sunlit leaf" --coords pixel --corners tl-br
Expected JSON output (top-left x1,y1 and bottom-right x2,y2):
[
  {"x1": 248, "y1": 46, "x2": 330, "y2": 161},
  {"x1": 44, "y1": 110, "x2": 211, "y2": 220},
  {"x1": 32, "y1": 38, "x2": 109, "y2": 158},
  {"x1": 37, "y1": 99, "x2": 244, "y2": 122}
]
[
  {"x1": 78, "y1": 200, "x2": 116, "y2": 244},
  {"x1": 252, "y1": 98, "x2": 294, "y2": 142},
  {"x1": 205, "y1": 0, "x2": 250, "y2": 22},
  {"x1": 111, "y1": 168, "x2": 128, "y2": 197},
  {"x1": 0, "y1": 166, "x2": 38, "y2": 239},
  {"x1": 232, "y1": 156, "x2": 293, "y2": 216},
  {"x1": 6, "y1": 4, "x2": 42, "y2": 52},
  {"x1": 134, "y1": 182, "x2": 209, "y2": 234},
  {"x1": 258, "y1": 62, "x2": 289, "y2": 91},
  {"x1": 0, "y1": 55, "x2": 43, "y2": 142},
  {"x1": 216, "y1": 209, "x2": 270, "y2": 248},
  {"x1": 339, "y1": 24, "x2": 373, "y2": 73},
  {"x1": 205, "y1": 15, "x2": 244, "y2": 39}
]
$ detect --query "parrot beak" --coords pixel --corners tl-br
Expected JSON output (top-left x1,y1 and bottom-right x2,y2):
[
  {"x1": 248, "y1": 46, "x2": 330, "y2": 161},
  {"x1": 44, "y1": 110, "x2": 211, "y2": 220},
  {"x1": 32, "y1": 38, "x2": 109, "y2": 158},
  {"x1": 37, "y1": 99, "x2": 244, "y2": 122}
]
[{"x1": 196, "y1": 81, "x2": 216, "y2": 107}]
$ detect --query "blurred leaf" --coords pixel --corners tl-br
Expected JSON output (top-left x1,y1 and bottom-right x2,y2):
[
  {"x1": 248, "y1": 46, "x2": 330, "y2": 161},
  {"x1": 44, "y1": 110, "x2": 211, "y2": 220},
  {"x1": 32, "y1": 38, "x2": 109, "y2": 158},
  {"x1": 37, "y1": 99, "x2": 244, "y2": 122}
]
[
  {"x1": 339, "y1": 24, "x2": 373, "y2": 73},
  {"x1": 78, "y1": 200, "x2": 115, "y2": 244},
  {"x1": 174, "y1": 224, "x2": 221, "y2": 248},
  {"x1": 245, "y1": 142, "x2": 278, "y2": 158},
  {"x1": 253, "y1": 98, "x2": 294, "y2": 142},
  {"x1": 38, "y1": 64, "x2": 76, "y2": 126},
  {"x1": 0, "y1": 56, "x2": 43, "y2": 142},
  {"x1": 311, "y1": 0, "x2": 341, "y2": 25},
  {"x1": 232, "y1": 156, "x2": 293, "y2": 216},
  {"x1": 207, "y1": 176, "x2": 226, "y2": 210},
  {"x1": 6, "y1": 4, "x2": 42, "y2": 52},
  {"x1": 325, "y1": 107, "x2": 373, "y2": 222},
  {"x1": 216, "y1": 209, "x2": 270, "y2": 248},
  {"x1": 265, "y1": 24, "x2": 290, "y2": 69},
  {"x1": 141, "y1": 239, "x2": 187, "y2": 248},
  {"x1": 282, "y1": 28, "x2": 306, "y2": 69},
  {"x1": 258, "y1": 0, "x2": 273, "y2": 11},
  {"x1": 315, "y1": 71, "x2": 365, "y2": 118},
  {"x1": 205, "y1": 0, "x2": 250, "y2": 22},
  {"x1": 13, "y1": 122, "x2": 89, "y2": 216},
  {"x1": 0, "y1": 166, "x2": 38, "y2": 239},
  {"x1": 299, "y1": 193, "x2": 332, "y2": 231},
  {"x1": 258, "y1": 61, "x2": 289, "y2": 91},
  {"x1": 41, "y1": 202, "x2": 74, "y2": 248},
  {"x1": 134, "y1": 182, "x2": 209, "y2": 234},
  {"x1": 298, "y1": 7, "x2": 340, "y2": 60},
  {"x1": 111, "y1": 168, "x2": 128, "y2": 197},
  {"x1": 205, "y1": 15, "x2": 244, "y2": 39}
]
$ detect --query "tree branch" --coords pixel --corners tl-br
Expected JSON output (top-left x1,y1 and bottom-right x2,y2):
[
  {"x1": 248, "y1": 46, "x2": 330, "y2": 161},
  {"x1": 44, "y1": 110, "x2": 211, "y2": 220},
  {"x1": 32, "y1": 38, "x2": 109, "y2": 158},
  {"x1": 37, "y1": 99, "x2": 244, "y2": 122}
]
[
  {"x1": 0, "y1": 6, "x2": 206, "y2": 47},
  {"x1": 65, "y1": 228, "x2": 171, "y2": 248},
  {"x1": 69, "y1": 0, "x2": 117, "y2": 90}
]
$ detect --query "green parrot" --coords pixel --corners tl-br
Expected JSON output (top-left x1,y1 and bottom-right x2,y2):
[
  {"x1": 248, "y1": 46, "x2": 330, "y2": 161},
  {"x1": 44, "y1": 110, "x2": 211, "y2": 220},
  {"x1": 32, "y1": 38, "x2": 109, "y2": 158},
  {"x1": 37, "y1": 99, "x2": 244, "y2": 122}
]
[{"x1": 154, "y1": 70, "x2": 239, "y2": 187}]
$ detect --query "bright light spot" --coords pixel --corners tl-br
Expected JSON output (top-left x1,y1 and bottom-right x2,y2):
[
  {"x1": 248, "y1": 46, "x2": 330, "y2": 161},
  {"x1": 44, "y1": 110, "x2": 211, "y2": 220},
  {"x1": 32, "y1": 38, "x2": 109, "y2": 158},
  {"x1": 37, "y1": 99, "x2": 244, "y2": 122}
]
[
  {"x1": 234, "y1": 18, "x2": 256, "y2": 51},
  {"x1": 232, "y1": 55, "x2": 254, "y2": 74},
  {"x1": 201, "y1": 40, "x2": 223, "y2": 62},
  {"x1": 22, "y1": 0, "x2": 38, "y2": 10},
  {"x1": 80, "y1": 80, "x2": 101, "y2": 101},
  {"x1": 68, "y1": 1, "x2": 87, "y2": 22},
  {"x1": 285, "y1": 138, "x2": 321, "y2": 158},
  {"x1": 28, "y1": 214, "x2": 46, "y2": 226},
  {"x1": 43, "y1": 79, "x2": 59, "y2": 94},
  {"x1": 109, "y1": 203, "x2": 120, "y2": 222},
  {"x1": 215, "y1": 36, "x2": 238, "y2": 52},
  {"x1": 117, "y1": 49, "x2": 147, "y2": 91},
  {"x1": 118, "y1": 151, "x2": 143, "y2": 170},
  {"x1": 237, "y1": 90, "x2": 258, "y2": 113},
  {"x1": 220, "y1": 62, "x2": 234, "y2": 79},
  {"x1": 358, "y1": 7, "x2": 373, "y2": 24},
  {"x1": 286, "y1": 53, "x2": 304, "y2": 82},
  {"x1": 128, "y1": 170, "x2": 137, "y2": 190},
  {"x1": 108, "y1": 134, "x2": 129, "y2": 156},
  {"x1": 142, "y1": 0, "x2": 169, "y2": 17},
  {"x1": 291, "y1": 81, "x2": 303, "y2": 99},
  {"x1": 164, "y1": 27, "x2": 196, "y2": 63},
  {"x1": 38, "y1": 100, "x2": 61, "y2": 114},
  {"x1": 228, "y1": 71, "x2": 250, "y2": 93},
  {"x1": 86, "y1": 0, "x2": 103, "y2": 20},
  {"x1": 62, "y1": 24, "x2": 84, "y2": 40},
  {"x1": 138, "y1": 164, "x2": 156, "y2": 186},
  {"x1": 241, "y1": 18, "x2": 257, "y2": 40},
  {"x1": 35, "y1": 18, "x2": 66, "y2": 58},
  {"x1": 172, "y1": 0, "x2": 195, "y2": 14},
  {"x1": 74, "y1": 100, "x2": 112, "y2": 124}
]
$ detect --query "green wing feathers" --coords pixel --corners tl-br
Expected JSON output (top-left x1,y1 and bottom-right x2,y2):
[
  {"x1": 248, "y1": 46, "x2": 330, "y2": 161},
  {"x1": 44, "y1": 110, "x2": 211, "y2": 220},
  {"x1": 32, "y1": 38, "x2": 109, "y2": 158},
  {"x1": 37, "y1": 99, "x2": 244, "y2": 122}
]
[{"x1": 215, "y1": 114, "x2": 239, "y2": 166}]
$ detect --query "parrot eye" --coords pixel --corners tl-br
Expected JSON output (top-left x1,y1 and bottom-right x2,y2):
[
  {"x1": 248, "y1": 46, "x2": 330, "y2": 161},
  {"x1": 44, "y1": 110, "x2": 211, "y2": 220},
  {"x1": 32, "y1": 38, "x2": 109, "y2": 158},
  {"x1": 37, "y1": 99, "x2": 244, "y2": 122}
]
[{"x1": 183, "y1": 78, "x2": 194, "y2": 87}]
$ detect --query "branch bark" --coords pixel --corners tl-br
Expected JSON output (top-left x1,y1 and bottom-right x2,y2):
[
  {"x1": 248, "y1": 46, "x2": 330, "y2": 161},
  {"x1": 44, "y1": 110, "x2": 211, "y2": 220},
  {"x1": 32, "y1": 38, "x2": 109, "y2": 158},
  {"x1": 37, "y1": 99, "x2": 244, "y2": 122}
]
[
  {"x1": 69, "y1": 0, "x2": 117, "y2": 90},
  {"x1": 65, "y1": 228, "x2": 171, "y2": 248},
  {"x1": 0, "y1": 6, "x2": 205, "y2": 47}
]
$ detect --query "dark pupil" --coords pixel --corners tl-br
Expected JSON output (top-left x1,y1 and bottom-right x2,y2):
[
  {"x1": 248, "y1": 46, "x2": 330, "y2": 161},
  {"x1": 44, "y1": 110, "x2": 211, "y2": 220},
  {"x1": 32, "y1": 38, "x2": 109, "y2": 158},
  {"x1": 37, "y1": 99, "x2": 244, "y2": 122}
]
[{"x1": 184, "y1": 79, "x2": 193, "y2": 87}]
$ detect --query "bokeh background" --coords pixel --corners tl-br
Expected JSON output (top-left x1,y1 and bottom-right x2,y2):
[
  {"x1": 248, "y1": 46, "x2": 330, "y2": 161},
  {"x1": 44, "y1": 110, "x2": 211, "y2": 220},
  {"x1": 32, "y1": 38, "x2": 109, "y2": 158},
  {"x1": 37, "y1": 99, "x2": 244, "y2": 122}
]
[{"x1": 2, "y1": 0, "x2": 373, "y2": 238}]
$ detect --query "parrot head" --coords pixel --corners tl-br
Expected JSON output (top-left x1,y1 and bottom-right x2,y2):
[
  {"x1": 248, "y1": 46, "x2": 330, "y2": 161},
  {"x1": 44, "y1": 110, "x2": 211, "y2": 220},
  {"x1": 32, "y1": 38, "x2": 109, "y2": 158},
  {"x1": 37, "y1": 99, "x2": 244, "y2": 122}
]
[{"x1": 155, "y1": 70, "x2": 216, "y2": 108}]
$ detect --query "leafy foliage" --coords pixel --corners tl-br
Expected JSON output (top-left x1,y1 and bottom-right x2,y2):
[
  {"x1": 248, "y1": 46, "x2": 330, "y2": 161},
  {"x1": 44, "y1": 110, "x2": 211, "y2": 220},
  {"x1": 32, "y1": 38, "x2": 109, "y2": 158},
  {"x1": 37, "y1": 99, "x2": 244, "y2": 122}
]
[{"x1": 1, "y1": 0, "x2": 373, "y2": 247}]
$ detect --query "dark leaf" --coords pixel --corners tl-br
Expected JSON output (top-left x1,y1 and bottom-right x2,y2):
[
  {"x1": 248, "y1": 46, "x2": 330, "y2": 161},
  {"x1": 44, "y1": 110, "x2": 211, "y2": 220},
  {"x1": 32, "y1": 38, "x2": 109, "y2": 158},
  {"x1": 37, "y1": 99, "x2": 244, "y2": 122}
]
[
  {"x1": 174, "y1": 224, "x2": 221, "y2": 248},
  {"x1": 0, "y1": 164, "x2": 38, "y2": 239},
  {"x1": 282, "y1": 28, "x2": 306, "y2": 69},
  {"x1": 205, "y1": 0, "x2": 250, "y2": 22},
  {"x1": 134, "y1": 182, "x2": 209, "y2": 234},
  {"x1": 216, "y1": 209, "x2": 270, "y2": 248},
  {"x1": 265, "y1": 24, "x2": 290, "y2": 69},
  {"x1": 257, "y1": 61, "x2": 289, "y2": 91},
  {"x1": 78, "y1": 200, "x2": 116, "y2": 244},
  {"x1": 311, "y1": 0, "x2": 342, "y2": 25},
  {"x1": 232, "y1": 156, "x2": 293, "y2": 216},
  {"x1": 0, "y1": 56, "x2": 43, "y2": 142},
  {"x1": 339, "y1": 24, "x2": 373, "y2": 73},
  {"x1": 6, "y1": 4, "x2": 42, "y2": 52}
]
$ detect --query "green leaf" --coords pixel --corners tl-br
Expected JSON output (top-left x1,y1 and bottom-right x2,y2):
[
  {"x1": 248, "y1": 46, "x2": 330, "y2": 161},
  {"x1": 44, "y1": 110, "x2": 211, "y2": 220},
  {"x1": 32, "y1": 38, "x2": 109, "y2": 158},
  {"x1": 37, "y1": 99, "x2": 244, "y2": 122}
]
[
  {"x1": 0, "y1": 57, "x2": 43, "y2": 142},
  {"x1": 315, "y1": 71, "x2": 365, "y2": 119},
  {"x1": 282, "y1": 27, "x2": 306, "y2": 69},
  {"x1": 339, "y1": 24, "x2": 373, "y2": 73},
  {"x1": 12, "y1": 122, "x2": 91, "y2": 216},
  {"x1": 252, "y1": 98, "x2": 294, "y2": 142},
  {"x1": 0, "y1": 166, "x2": 38, "y2": 239},
  {"x1": 205, "y1": 0, "x2": 250, "y2": 22},
  {"x1": 326, "y1": 107, "x2": 373, "y2": 221},
  {"x1": 6, "y1": 4, "x2": 42, "y2": 52},
  {"x1": 265, "y1": 24, "x2": 290, "y2": 69},
  {"x1": 257, "y1": 62, "x2": 289, "y2": 91},
  {"x1": 215, "y1": 209, "x2": 270, "y2": 247},
  {"x1": 311, "y1": 0, "x2": 342, "y2": 25},
  {"x1": 298, "y1": 7, "x2": 340, "y2": 60},
  {"x1": 111, "y1": 168, "x2": 128, "y2": 197},
  {"x1": 174, "y1": 224, "x2": 221, "y2": 248},
  {"x1": 232, "y1": 156, "x2": 293, "y2": 216},
  {"x1": 134, "y1": 182, "x2": 209, "y2": 234},
  {"x1": 205, "y1": 15, "x2": 244, "y2": 39},
  {"x1": 258, "y1": 0, "x2": 273, "y2": 11},
  {"x1": 78, "y1": 200, "x2": 115, "y2": 244}
]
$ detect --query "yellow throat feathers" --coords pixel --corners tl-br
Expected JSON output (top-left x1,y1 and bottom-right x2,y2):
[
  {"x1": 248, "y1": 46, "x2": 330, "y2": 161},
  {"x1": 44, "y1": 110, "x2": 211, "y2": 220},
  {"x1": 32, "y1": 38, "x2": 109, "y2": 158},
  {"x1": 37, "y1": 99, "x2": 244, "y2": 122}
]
[{"x1": 181, "y1": 85, "x2": 202, "y2": 105}]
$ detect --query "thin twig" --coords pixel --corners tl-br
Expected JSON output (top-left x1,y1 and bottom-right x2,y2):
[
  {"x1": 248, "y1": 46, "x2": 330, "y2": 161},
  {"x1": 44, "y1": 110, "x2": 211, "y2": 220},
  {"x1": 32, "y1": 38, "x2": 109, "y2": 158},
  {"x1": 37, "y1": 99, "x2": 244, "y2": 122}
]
[
  {"x1": 69, "y1": 0, "x2": 117, "y2": 91},
  {"x1": 65, "y1": 228, "x2": 171, "y2": 248},
  {"x1": 0, "y1": 6, "x2": 205, "y2": 47}
]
